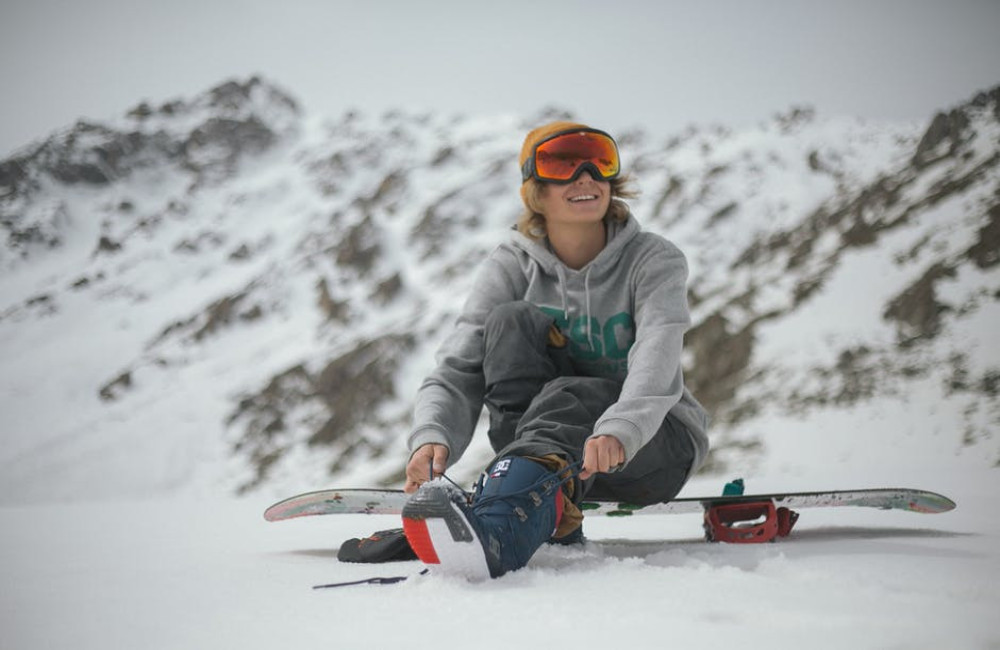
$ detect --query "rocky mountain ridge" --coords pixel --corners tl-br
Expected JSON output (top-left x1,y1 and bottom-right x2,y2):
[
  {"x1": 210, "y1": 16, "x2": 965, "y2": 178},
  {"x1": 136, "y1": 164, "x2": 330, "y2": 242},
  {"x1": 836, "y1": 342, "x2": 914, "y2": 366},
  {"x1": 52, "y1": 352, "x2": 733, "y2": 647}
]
[{"x1": 0, "y1": 77, "x2": 996, "y2": 501}]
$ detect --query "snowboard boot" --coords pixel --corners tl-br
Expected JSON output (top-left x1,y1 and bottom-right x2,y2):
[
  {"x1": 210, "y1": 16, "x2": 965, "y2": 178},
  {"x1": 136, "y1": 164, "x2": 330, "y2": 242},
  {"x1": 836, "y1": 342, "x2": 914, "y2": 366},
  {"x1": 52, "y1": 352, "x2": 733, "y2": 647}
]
[
  {"x1": 401, "y1": 456, "x2": 564, "y2": 579},
  {"x1": 337, "y1": 528, "x2": 416, "y2": 563}
]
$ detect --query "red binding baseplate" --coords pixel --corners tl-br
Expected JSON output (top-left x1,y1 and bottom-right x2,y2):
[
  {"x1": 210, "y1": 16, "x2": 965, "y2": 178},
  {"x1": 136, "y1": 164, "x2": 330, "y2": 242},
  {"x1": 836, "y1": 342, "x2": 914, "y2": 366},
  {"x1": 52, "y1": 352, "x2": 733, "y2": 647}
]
[{"x1": 703, "y1": 500, "x2": 799, "y2": 543}]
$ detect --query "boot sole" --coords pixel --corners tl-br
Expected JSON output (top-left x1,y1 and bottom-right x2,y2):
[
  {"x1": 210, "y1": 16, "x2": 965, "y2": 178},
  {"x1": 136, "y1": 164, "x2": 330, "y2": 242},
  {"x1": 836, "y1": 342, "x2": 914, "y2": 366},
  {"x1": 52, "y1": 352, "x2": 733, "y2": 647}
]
[{"x1": 401, "y1": 486, "x2": 492, "y2": 580}]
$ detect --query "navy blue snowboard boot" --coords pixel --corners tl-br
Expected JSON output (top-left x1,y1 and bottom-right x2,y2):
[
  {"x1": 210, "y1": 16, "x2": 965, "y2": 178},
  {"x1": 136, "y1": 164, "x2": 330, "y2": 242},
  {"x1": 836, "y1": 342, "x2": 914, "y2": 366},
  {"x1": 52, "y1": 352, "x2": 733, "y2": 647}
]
[{"x1": 401, "y1": 457, "x2": 564, "y2": 579}]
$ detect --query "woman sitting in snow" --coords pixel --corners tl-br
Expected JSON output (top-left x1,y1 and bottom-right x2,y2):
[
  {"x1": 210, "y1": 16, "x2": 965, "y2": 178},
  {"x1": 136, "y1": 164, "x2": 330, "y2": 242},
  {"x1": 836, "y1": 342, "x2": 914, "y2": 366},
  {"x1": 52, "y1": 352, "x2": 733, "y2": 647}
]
[{"x1": 346, "y1": 121, "x2": 710, "y2": 578}]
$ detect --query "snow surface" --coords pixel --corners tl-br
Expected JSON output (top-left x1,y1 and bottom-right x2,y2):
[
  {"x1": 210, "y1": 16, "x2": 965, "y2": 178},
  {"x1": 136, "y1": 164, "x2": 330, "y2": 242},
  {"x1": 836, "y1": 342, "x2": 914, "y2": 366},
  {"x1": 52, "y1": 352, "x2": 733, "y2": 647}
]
[{"x1": 2, "y1": 468, "x2": 997, "y2": 650}]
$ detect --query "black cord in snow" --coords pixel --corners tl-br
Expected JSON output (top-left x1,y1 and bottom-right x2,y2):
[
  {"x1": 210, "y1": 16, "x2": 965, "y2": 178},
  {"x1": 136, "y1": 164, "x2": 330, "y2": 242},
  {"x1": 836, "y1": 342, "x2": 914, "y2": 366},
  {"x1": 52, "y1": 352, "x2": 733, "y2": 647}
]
[{"x1": 312, "y1": 569, "x2": 429, "y2": 590}]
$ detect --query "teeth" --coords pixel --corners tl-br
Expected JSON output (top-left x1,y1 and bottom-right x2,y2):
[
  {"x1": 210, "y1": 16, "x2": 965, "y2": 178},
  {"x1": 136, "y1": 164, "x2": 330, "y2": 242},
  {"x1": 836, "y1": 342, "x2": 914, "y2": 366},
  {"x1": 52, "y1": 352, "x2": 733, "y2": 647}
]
[{"x1": 569, "y1": 195, "x2": 597, "y2": 202}]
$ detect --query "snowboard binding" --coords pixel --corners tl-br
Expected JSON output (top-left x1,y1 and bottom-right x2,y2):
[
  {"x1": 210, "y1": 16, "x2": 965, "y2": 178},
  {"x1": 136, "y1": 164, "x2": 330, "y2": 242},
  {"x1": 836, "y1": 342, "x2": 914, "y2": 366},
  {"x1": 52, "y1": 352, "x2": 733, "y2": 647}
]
[{"x1": 703, "y1": 478, "x2": 799, "y2": 543}]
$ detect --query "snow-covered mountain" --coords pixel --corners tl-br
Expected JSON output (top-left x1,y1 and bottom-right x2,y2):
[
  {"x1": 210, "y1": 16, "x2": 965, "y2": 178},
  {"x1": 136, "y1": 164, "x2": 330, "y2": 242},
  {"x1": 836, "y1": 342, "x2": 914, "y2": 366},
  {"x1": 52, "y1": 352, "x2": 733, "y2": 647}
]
[{"x1": 1, "y1": 77, "x2": 997, "y2": 503}]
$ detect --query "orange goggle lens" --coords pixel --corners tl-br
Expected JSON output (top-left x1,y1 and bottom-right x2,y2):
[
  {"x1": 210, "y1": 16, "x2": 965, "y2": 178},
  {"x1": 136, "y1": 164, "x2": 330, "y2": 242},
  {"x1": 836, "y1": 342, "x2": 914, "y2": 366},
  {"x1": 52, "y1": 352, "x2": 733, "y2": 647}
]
[{"x1": 521, "y1": 129, "x2": 620, "y2": 184}]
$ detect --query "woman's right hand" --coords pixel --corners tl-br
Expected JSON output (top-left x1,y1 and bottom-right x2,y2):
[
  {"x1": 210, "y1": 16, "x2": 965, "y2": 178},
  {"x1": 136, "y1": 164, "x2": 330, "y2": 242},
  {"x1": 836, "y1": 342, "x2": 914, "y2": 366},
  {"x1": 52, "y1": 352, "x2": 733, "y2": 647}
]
[{"x1": 404, "y1": 444, "x2": 450, "y2": 493}]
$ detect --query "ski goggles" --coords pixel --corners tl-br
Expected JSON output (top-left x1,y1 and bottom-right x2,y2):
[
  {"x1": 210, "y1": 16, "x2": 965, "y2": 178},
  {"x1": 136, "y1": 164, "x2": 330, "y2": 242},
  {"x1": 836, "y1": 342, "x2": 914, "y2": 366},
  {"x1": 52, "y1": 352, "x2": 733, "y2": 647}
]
[{"x1": 520, "y1": 128, "x2": 621, "y2": 184}]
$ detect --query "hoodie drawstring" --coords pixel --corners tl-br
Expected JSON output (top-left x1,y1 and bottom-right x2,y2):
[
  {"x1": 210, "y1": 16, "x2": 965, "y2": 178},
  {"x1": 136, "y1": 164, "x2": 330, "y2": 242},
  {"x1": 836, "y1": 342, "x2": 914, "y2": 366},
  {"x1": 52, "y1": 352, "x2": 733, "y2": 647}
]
[
  {"x1": 583, "y1": 267, "x2": 594, "y2": 351},
  {"x1": 555, "y1": 265, "x2": 570, "y2": 326},
  {"x1": 555, "y1": 265, "x2": 597, "y2": 353}
]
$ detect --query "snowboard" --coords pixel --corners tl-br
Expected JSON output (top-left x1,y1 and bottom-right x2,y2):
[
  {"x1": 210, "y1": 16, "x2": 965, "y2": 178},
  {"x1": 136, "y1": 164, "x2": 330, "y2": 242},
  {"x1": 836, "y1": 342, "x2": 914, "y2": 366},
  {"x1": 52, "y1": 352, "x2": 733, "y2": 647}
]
[{"x1": 264, "y1": 486, "x2": 956, "y2": 522}]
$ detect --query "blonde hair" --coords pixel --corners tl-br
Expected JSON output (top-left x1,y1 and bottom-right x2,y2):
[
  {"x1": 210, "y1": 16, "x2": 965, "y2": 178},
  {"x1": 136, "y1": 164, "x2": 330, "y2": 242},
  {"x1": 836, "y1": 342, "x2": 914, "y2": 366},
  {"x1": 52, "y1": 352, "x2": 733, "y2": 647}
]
[{"x1": 516, "y1": 174, "x2": 639, "y2": 240}]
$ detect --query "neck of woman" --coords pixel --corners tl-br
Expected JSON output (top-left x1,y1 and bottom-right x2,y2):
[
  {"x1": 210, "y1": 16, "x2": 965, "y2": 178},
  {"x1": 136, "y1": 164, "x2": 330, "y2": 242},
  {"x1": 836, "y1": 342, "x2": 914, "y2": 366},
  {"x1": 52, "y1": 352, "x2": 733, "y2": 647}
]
[{"x1": 546, "y1": 220, "x2": 607, "y2": 270}]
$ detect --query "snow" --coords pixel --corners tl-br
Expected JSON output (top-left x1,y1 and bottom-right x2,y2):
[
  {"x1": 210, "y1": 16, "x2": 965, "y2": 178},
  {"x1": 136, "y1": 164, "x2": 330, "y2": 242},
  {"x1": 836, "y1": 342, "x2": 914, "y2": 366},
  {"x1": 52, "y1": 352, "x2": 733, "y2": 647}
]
[
  {"x1": 2, "y1": 469, "x2": 997, "y2": 650},
  {"x1": 2, "y1": 83, "x2": 999, "y2": 648}
]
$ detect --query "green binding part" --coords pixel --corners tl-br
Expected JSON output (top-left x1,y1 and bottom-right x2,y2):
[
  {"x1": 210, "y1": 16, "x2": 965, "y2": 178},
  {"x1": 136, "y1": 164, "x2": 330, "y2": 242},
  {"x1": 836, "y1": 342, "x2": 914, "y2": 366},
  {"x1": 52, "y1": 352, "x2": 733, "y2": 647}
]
[{"x1": 723, "y1": 478, "x2": 745, "y2": 496}]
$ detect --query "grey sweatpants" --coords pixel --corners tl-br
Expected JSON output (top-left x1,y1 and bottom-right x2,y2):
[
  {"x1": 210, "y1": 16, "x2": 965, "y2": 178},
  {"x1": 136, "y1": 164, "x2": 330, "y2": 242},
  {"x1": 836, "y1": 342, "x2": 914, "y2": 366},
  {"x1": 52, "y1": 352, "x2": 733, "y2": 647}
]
[{"x1": 482, "y1": 301, "x2": 695, "y2": 505}]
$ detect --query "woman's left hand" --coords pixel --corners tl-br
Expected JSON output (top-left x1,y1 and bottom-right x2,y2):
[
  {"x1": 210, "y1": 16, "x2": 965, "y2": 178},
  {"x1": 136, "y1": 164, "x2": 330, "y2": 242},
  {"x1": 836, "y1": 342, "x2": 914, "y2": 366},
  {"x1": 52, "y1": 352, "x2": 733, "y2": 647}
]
[{"x1": 579, "y1": 435, "x2": 625, "y2": 480}]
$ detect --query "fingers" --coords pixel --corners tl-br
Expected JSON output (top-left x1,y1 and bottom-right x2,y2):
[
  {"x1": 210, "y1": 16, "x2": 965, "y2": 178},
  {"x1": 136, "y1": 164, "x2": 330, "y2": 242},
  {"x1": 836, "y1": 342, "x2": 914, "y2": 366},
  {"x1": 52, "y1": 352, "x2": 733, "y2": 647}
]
[
  {"x1": 432, "y1": 445, "x2": 449, "y2": 475},
  {"x1": 579, "y1": 435, "x2": 625, "y2": 480},
  {"x1": 404, "y1": 447, "x2": 431, "y2": 494},
  {"x1": 404, "y1": 444, "x2": 449, "y2": 494}
]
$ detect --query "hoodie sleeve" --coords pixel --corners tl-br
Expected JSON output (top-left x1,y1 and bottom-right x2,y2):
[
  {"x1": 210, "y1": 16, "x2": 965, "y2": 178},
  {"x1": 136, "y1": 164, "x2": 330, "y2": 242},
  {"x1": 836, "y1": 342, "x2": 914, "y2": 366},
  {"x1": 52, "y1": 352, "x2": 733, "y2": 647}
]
[
  {"x1": 407, "y1": 248, "x2": 524, "y2": 465},
  {"x1": 591, "y1": 239, "x2": 692, "y2": 464}
]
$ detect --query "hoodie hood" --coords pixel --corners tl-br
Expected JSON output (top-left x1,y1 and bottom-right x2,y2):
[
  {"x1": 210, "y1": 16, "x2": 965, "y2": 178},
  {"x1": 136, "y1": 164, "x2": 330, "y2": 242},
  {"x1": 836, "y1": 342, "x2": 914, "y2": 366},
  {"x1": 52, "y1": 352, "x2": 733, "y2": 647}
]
[
  {"x1": 508, "y1": 212, "x2": 641, "y2": 277},
  {"x1": 507, "y1": 213, "x2": 642, "y2": 349}
]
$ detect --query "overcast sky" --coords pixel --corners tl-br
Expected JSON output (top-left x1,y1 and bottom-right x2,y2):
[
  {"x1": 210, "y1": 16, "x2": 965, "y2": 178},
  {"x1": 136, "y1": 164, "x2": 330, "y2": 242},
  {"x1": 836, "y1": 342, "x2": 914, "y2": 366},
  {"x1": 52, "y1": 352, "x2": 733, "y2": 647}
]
[{"x1": 1, "y1": 0, "x2": 998, "y2": 156}]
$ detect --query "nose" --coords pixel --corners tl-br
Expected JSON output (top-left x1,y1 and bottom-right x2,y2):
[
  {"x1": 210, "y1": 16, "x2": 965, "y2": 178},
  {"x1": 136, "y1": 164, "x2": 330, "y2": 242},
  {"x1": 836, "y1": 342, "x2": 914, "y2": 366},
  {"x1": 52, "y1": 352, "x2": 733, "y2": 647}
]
[
  {"x1": 567, "y1": 161, "x2": 606, "y2": 184},
  {"x1": 574, "y1": 168, "x2": 597, "y2": 183}
]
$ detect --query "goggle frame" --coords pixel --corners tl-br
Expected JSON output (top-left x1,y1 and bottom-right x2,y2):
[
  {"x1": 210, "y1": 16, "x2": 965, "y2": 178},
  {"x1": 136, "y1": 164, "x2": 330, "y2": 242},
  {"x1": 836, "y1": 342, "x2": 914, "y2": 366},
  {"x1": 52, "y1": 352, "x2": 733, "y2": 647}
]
[{"x1": 520, "y1": 128, "x2": 621, "y2": 185}]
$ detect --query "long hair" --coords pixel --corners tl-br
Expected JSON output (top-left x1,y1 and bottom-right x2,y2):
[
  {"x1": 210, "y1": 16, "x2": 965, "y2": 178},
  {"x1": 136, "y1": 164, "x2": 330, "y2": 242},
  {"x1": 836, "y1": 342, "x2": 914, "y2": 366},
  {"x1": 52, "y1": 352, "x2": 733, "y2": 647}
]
[{"x1": 516, "y1": 174, "x2": 639, "y2": 240}]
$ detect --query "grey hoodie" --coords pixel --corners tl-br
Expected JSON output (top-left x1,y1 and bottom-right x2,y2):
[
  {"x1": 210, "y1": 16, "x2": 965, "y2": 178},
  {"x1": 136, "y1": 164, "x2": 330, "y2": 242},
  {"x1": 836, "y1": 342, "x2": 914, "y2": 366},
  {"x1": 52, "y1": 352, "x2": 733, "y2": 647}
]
[{"x1": 408, "y1": 212, "x2": 710, "y2": 473}]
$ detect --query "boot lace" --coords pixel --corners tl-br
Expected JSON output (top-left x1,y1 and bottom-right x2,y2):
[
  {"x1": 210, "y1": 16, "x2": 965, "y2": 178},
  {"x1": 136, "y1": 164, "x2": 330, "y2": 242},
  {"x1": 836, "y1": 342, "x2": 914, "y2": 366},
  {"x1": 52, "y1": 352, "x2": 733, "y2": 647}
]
[{"x1": 427, "y1": 458, "x2": 582, "y2": 514}]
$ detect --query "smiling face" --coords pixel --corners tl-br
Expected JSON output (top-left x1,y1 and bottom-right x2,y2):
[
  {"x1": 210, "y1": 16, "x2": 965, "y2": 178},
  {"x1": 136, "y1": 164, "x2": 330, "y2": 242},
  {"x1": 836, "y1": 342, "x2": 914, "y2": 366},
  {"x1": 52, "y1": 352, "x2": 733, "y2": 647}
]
[{"x1": 536, "y1": 170, "x2": 613, "y2": 229}]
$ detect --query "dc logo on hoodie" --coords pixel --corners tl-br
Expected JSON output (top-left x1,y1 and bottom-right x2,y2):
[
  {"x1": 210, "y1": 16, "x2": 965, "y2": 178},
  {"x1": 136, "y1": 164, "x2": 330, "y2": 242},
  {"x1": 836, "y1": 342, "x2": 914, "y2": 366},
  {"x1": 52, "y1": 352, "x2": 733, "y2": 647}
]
[{"x1": 540, "y1": 307, "x2": 635, "y2": 366}]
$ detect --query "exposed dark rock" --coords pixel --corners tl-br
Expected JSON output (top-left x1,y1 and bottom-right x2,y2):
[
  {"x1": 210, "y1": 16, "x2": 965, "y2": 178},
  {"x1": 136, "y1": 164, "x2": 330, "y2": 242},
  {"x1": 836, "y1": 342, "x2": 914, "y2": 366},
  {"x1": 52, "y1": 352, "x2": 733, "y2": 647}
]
[
  {"x1": 151, "y1": 284, "x2": 267, "y2": 346},
  {"x1": 316, "y1": 277, "x2": 349, "y2": 322},
  {"x1": 841, "y1": 216, "x2": 879, "y2": 247},
  {"x1": 0, "y1": 157, "x2": 31, "y2": 196},
  {"x1": 99, "y1": 371, "x2": 133, "y2": 401},
  {"x1": 792, "y1": 276, "x2": 824, "y2": 306},
  {"x1": 364, "y1": 171, "x2": 407, "y2": 209},
  {"x1": 807, "y1": 150, "x2": 823, "y2": 172},
  {"x1": 193, "y1": 293, "x2": 263, "y2": 341},
  {"x1": 684, "y1": 313, "x2": 756, "y2": 420},
  {"x1": 127, "y1": 102, "x2": 154, "y2": 120},
  {"x1": 334, "y1": 215, "x2": 381, "y2": 275},
  {"x1": 26, "y1": 293, "x2": 53, "y2": 308},
  {"x1": 206, "y1": 76, "x2": 299, "y2": 115},
  {"x1": 774, "y1": 105, "x2": 815, "y2": 133},
  {"x1": 883, "y1": 263, "x2": 957, "y2": 345},
  {"x1": 95, "y1": 235, "x2": 122, "y2": 255},
  {"x1": 431, "y1": 147, "x2": 455, "y2": 166},
  {"x1": 411, "y1": 190, "x2": 463, "y2": 259},
  {"x1": 968, "y1": 86, "x2": 1000, "y2": 119},
  {"x1": 307, "y1": 152, "x2": 349, "y2": 196},
  {"x1": 650, "y1": 176, "x2": 683, "y2": 222},
  {"x1": 2, "y1": 196, "x2": 73, "y2": 255},
  {"x1": 230, "y1": 365, "x2": 311, "y2": 442},
  {"x1": 181, "y1": 116, "x2": 277, "y2": 183},
  {"x1": 785, "y1": 219, "x2": 822, "y2": 271},
  {"x1": 229, "y1": 365, "x2": 313, "y2": 493},
  {"x1": 173, "y1": 231, "x2": 225, "y2": 255},
  {"x1": 229, "y1": 243, "x2": 252, "y2": 261},
  {"x1": 228, "y1": 333, "x2": 416, "y2": 491},
  {"x1": 913, "y1": 108, "x2": 972, "y2": 169},
  {"x1": 982, "y1": 371, "x2": 1000, "y2": 398},
  {"x1": 908, "y1": 154, "x2": 1000, "y2": 224},
  {"x1": 709, "y1": 202, "x2": 739, "y2": 225},
  {"x1": 372, "y1": 273, "x2": 403, "y2": 304},
  {"x1": 966, "y1": 203, "x2": 1000, "y2": 269},
  {"x1": 829, "y1": 346, "x2": 880, "y2": 405},
  {"x1": 309, "y1": 334, "x2": 415, "y2": 446}
]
